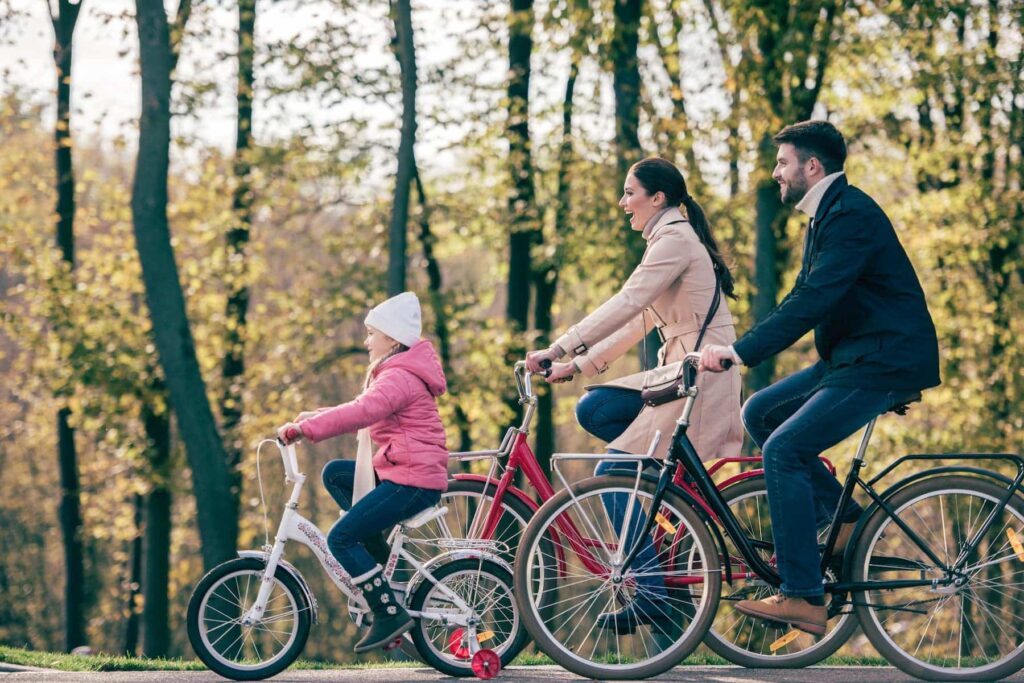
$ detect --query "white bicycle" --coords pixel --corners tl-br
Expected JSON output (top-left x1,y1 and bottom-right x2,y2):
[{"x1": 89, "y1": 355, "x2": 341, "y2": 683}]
[{"x1": 186, "y1": 437, "x2": 525, "y2": 680}]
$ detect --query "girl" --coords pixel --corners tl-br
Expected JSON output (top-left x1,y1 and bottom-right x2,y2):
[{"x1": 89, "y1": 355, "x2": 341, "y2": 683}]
[{"x1": 277, "y1": 291, "x2": 448, "y2": 653}]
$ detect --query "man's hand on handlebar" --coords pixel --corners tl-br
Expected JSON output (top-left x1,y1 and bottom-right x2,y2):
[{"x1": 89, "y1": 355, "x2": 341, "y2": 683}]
[
  {"x1": 525, "y1": 347, "x2": 561, "y2": 374},
  {"x1": 698, "y1": 345, "x2": 737, "y2": 373},
  {"x1": 277, "y1": 422, "x2": 305, "y2": 445}
]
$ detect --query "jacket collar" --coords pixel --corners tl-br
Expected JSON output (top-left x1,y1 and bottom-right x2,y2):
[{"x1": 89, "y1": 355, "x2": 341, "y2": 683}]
[
  {"x1": 796, "y1": 171, "x2": 844, "y2": 217},
  {"x1": 812, "y1": 174, "x2": 849, "y2": 226},
  {"x1": 642, "y1": 206, "x2": 686, "y2": 240}
]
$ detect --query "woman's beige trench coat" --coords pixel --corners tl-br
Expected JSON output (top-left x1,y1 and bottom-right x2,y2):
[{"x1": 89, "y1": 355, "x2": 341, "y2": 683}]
[{"x1": 554, "y1": 207, "x2": 743, "y2": 461}]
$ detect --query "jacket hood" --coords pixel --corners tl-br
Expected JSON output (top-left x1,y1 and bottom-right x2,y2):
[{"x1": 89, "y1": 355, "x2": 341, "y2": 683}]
[{"x1": 376, "y1": 339, "x2": 447, "y2": 397}]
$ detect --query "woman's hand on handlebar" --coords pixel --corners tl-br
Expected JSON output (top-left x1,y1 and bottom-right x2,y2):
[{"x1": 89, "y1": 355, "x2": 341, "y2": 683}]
[
  {"x1": 543, "y1": 361, "x2": 576, "y2": 384},
  {"x1": 698, "y1": 345, "x2": 737, "y2": 373},
  {"x1": 277, "y1": 422, "x2": 305, "y2": 445},
  {"x1": 525, "y1": 347, "x2": 561, "y2": 373}
]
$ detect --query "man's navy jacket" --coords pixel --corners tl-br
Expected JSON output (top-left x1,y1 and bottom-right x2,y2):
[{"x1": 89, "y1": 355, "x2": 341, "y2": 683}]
[{"x1": 733, "y1": 176, "x2": 941, "y2": 392}]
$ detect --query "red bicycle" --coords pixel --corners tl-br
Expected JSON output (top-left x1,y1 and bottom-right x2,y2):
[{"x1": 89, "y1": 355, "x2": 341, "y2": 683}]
[{"x1": 396, "y1": 362, "x2": 848, "y2": 668}]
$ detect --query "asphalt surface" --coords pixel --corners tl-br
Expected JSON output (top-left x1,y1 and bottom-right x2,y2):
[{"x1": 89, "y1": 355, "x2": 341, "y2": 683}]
[{"x1": 4, "y1": 666, "x2": 1024, "y2": 682}]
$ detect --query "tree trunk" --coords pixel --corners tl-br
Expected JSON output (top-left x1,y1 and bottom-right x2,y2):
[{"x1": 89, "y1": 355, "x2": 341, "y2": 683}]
[
  {"x1": 611, "y1": 0, "x2": 658, "y2": 367},
  {"x1": 57, "y1": 408, "x2": 86, "y2": 651},
  {"x1": 141, "y1": 401, "x2": 171, "y2": 658},
  {"x1": 219, "y1": 0, "x2": 256, "y2": 523},
  {"x1": 132, "y1": 0, "x2": 237, "y2": 570},
  {"x1": 124, "y1": 495, "x2": 142, "y2": 655},
  {"x1": 388, "y1": 0, "x2": 417, "y2": 296},
  {"x1": 505, "y1": 0, "x2": 537, "y2": 421},
  {"x1": 50, "y1": 0, "x2": 85, "y2": 652},
  {"x1": 531, "y1": 26, "x2": 583, "y2": 476},
  {"x1": 412, "y1": 169, "x2": 473, "y2": 453}
]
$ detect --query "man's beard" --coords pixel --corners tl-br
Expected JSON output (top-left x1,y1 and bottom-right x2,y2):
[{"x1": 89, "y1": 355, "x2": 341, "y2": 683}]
[{"x1": 781, "y1": 172, "x2": 809, "y2": 205}]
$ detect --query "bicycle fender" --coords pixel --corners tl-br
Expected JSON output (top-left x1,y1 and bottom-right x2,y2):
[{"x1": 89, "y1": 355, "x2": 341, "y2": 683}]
[
  {"x1": 451, "y1": 474, "x2": 569, "y2": 576},
  {"x1": 237, "y1": 551, "x2": 319, "y2": 624},
  {"x1": 404, "y1": 549, "x2": 512, "y2": 601},
  {"x1": 839, "y1": 466, "x2": 1017, "y2": 582},
  {"x1": 635, "y1": 472, "x2": 734, "y2": 585}
]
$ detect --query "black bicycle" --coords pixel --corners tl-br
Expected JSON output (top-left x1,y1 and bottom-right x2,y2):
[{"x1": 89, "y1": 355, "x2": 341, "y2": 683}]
[{"x1": 514, "y1": 352, "x2": 1024, "y2": 681}]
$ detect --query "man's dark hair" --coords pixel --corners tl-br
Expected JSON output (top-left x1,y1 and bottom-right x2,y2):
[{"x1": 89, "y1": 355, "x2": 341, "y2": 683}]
[{"x1": 773, "y1": 120, "x2": 847, "y2": 174}]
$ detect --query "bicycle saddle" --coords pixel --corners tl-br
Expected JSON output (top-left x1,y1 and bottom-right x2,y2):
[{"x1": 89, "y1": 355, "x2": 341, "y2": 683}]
[{"x1": 888, "y1": 392, "x2": 922, "y2": 415}]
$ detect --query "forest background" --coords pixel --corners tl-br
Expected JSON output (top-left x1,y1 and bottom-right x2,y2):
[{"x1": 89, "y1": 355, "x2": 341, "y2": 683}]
[{"x1": 0, "y1": 0, "x2": 1022, "y2": 665}]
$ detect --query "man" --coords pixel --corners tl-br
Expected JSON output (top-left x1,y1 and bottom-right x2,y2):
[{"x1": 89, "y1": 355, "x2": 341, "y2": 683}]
[{"x1": 700, "y1": 120, "x2": 940, "y2": 635}]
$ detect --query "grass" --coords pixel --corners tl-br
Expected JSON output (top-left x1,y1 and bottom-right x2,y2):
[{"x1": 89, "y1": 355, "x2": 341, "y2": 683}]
[{"x1": 0, "y1": 644, "x2": 889, "y2": 672}]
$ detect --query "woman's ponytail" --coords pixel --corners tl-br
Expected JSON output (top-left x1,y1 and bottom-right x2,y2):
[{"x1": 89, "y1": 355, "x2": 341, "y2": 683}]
[{"x1": 681, "y1": 194, "x2": 736, "y2": 299}]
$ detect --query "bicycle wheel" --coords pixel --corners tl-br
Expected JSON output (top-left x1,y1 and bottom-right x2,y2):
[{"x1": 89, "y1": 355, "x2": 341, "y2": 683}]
[
  {"x1": 187, "y1": 557, "x2": 311, "y2": 681},
  {"x1": 514, "y1": 474, "x2": 720, "y2": 679},
  {"x1": 852, "y1": 474, "x2": 1024, "y2": 681},
  {"x1": 410, "y1": 557, "x2": 527, "y2": 676},
  {"x1": 390, "y1": 479, "x2": 557, "y2": 605},
  {"x1": 702, "y1": 476, "x2": 858, "y2": 667}
]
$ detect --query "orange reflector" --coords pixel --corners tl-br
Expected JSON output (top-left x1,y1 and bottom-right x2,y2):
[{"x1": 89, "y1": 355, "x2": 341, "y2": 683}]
[
  {"x1": 476, "y1": 630, "x2": 495, "y2": 643},
  {"x1": 769, "y1": 630, "x2": 801, "y2": 652},
  {"x1": 1008, "y1": 528, "x2": 1024, "y2": 562},
  {"x1": 655, "y1": 513, "x2": 677, "y2": 535}
]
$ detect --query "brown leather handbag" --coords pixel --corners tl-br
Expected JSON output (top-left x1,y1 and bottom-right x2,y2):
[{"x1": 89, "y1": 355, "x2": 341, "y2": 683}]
[{"x1": 639, "y1": 265, "x2": 722, "y2": 407}]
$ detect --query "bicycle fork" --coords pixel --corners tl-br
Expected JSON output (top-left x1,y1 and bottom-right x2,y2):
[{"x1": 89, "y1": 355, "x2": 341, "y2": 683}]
[{"x1": 242, "y1": 472, "x2": 306, "y2": 626}]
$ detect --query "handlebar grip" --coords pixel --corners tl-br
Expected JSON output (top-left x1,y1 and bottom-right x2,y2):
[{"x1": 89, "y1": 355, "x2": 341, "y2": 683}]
[
  {"x1": 540, "y1": 358, "x2": 552, "y2": 377},
  {"x1": 283, "y1": 426, "x2": 300, "y2": 442},
  {"x1": 722, "y1": 359, "x2": 734, "y2": 370}
]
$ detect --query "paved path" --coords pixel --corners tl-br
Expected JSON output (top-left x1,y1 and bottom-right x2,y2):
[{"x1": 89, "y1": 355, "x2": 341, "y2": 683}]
[{"x1": 3, "y1": 666, "x2": 1024, "y2": 682}]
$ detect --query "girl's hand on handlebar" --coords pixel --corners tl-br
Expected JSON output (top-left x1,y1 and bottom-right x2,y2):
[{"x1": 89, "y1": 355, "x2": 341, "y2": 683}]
[
  {"x1": 526, "y1": 348, "x2": 560, "y2": 373},
  {"x1": 698, "y1": 345, "x2": 737, "y2": 373},
  {"x1": 277, "y1": 422, "x2": 304, "y2": 445},
  {"x1": 544, "y1": 361, "x2": 576, "y2": 384}
]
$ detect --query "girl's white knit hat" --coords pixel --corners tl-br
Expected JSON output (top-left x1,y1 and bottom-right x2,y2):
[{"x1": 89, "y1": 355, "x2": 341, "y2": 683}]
[{"x1": 364, "y1": 291, "x2": 422, "y2": 347}]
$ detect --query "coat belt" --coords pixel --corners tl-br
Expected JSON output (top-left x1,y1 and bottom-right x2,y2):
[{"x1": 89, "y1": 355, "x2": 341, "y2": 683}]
[{"x1": 658, "y1": 318, "x2": 733, "y2": 342}]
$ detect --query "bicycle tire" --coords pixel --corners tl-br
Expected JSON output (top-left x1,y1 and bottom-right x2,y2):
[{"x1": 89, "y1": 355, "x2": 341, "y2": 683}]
[
  {"x1": 514, "y1": 474, "x2": 721, "y2": 679},
  {"x1": 852, "y1": 474, "x2": 1024, "y2": 681},
  {"x1": 409, "y1": 557, "x2": 527, "y2": 676},
  {"x1": 702, "y1": 476, "x2": 858, "y2": 667},
  {"x1": 187, "y1": 557, "x2": 311, "y2": 681}
]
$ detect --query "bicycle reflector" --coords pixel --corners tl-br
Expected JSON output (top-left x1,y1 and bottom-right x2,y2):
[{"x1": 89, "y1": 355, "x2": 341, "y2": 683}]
[
  {"x1": 770, "y1": 630, "x2": 802, "y2": 652},
  {"x1": 1008, "y1": 528, "x2": 1024, "y2": 562}
]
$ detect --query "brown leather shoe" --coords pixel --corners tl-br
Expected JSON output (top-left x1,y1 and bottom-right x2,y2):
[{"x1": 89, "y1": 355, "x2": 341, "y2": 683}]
[{"x1": 734, "y1": 594, "x2": 826, "y2": 636}]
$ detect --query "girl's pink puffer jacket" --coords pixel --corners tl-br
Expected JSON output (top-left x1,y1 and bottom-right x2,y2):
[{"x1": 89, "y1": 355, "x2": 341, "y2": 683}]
[{"x1": 298, "y1": 339, "x2": 449, "y2": 491}]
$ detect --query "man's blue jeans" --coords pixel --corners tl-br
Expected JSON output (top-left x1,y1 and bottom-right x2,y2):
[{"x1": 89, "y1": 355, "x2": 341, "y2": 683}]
[
  {"x1": 577, "y1": 388, "x2": 665, "y2": 602},
  {"x1": 322, "y1": 460, "x2": 440, "y2": 578},
  {"x1": 742, "y1": 362, "x2": 917, "y2": 597}
]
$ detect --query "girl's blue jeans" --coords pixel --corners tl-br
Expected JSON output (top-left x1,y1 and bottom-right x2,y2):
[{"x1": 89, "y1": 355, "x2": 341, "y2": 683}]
[
  {"x1": 322, "y1": 459, "x2": 440, "y2": 578},
  {"x1": 576, "y1": 387, "x2": 665, "y2": 602}
]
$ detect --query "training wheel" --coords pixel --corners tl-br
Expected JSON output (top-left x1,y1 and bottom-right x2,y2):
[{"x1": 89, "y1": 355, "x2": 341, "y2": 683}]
[
  {"x1": 447, "y1": 628, "x2": 471, "y2": 660},
  {"x1": 471, "y1": 648, "x2": 500, "y2": 680},
  {"x1": 383, "y1": 636, "x2": 403, "y2": 651}
]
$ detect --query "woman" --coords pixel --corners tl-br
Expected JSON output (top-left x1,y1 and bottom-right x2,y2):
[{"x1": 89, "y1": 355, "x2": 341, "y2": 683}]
[{"x1": 526, "y1": 157, "x2": 743, "y2": 633}]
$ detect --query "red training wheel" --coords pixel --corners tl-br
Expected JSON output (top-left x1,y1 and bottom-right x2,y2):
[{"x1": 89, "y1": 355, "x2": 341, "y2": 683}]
[
  {"x1": 447, "y1": 628, "x2": 470, "y2": 660},
  {"x1": 471, "y1": 648, "x2": 500, "y2": 680}
]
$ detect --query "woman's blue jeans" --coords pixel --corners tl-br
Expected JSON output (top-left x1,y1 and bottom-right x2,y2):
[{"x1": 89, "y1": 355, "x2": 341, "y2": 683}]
[
  {"x1": 322, "y1": 460, "x2": 440, "y2": 578},
  {"x1": 742, "y1": 362, "x2": 917, "y2": 597},
  {"x1": 577, "y1": 388, "x2": 665, "y2": 602}
]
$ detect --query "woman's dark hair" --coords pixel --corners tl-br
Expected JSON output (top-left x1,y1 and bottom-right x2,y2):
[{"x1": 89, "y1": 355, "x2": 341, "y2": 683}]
[{"x1": 629, "y1": 157, "x2": 736, "y2": 299}]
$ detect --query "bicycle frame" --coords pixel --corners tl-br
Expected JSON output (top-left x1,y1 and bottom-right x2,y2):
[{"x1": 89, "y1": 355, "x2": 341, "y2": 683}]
[
  {"x1": 451, "y1": 363, "x2": 818, "y2": 582},
  {"x1": 623, "y1": 354, "x2": 1024, "y2": 598},
  {"x1": 240, "y1": 440, "x2": 478, "y2": 629}
]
